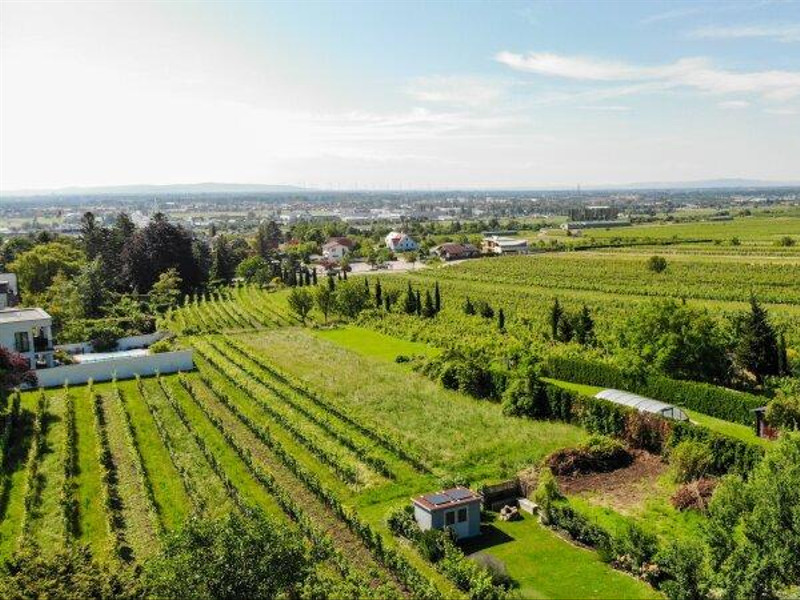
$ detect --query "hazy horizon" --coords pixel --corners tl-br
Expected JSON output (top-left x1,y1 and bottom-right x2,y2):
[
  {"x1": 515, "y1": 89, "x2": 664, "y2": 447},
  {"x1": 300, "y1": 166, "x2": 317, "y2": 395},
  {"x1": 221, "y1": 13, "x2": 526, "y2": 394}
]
[{"x1": 2, "y1": 0, "x2": 799, "y2": 192}]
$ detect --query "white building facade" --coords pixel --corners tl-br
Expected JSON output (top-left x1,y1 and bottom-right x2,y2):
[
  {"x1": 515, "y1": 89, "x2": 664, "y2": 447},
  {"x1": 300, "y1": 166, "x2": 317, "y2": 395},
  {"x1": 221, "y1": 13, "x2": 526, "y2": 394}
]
[
  {"x1": 0, "y1": 307, "x2": 55, "y2": 368},
  {"x1": 385, "y1": 231, "x2": 418, "y2": 253}
]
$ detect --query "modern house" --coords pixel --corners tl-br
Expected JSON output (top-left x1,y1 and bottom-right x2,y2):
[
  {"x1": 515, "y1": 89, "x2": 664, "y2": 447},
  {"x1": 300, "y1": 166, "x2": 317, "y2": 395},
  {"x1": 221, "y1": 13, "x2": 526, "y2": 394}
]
[
  {"x1": 0, "y1": 307, "x2": 55, "y2": 369},
  {"x1": 482, "y1": 236, "x2": 529, "y2": 255},
  {"x1": 430, "y1": 243, "x2": 480, "y2": 261},
  {"x1": 0, "y1": 273, "x2": 20, "y2": 309},
  {"x1": 385, "y1": 231, "x2": 418, "y2": 253},
  {"x1": 412, "y1": 487, "x2": 482, "y2": 539}
]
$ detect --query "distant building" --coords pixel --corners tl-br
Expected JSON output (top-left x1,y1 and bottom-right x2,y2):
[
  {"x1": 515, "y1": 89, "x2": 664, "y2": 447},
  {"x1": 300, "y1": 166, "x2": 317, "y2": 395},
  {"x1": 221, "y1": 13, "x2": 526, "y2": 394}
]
[
  {"x1": 0, "y1": 273, "x2": 20, "y2": 309},
  {"x1": 385, "y1": 231, "x2": 418, "y2": 253},
  {"x1": 412, "y1": 487, "x2": 482, "y2": 539},
  {"x1": 430, "y1": 243, "x2": 480, "y2": 261},
  {"x1": 322, "y1": 238, "x2": 353, "y2": 260},
  {"x1": 0, "y1": 307, "x2": 55, "y2": 369},
  {"x1": 482, "y1": 236, "x2": 528, "y2": 255},
  {"x1": 561, "y1": 220, "x2": 631, "y2": 231}
]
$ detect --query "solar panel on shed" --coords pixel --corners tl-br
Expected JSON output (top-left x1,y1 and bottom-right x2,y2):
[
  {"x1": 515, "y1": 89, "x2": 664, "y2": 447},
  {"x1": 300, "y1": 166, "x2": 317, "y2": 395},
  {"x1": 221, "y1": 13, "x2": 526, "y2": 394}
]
[
  {"x1": 425, "y1": 494, "x2": 450, "y2": 505},
  {"x1": 446, "y1": 489, "x2": 474, "y2": 501}
]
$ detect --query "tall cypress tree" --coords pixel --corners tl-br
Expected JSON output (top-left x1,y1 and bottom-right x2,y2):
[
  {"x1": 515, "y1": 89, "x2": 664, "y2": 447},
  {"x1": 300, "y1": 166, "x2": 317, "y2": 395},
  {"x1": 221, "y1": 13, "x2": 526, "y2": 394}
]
[
  {"x1": 463, "y1": 296, "x2": 475, "y2": 315},
  {"x1": 498, "y1": 308, "x2": 505, "y2": 331},
  {"x1": 422, "y1": 290, "x2": 436, "y2": 318},
  {"x1": 375, "y1": 279, "x2": 382, "y2": 308},
  {"x1": 735, "y1": 296, "x2": 780, "y2": 383},
  {"x1": 434, "y1": 281, "x2": 441, "y2": 313},
  {"x1": 415, "y1": 290, "x2": 422, "y2": 317},
  {"x1": 403, "y1": 283, "x2": 416, "y2": 315}
]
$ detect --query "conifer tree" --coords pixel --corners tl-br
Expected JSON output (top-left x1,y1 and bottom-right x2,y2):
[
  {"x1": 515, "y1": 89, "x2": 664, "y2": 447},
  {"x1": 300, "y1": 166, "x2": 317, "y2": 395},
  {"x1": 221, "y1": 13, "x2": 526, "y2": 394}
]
[
  {"x1": 735, "y1": 296, "x2": 780, "y2": 383},
  {"x1": 463, "y1": 296, "x2": 475, "y2": 315},
  {"x1": 434, "y1": 281, "x2": 441, "y2": 313},
  {"x1": 403, "y1": 283, "x2": 416, "y2": 315},
  {"x1": 422, "y1": 290, "x2": 436, "y2": 318},
  {"x1": 415, "y1": 290, "x2": 422, "y2": 317},
  {"x1": 375, "y1": 279, "x2": 382, "y2": 308},
  {"x1": 549, "y1": 298, "x2": 563, "y2": 340},
  {"x1": 498, "y1": 308, "x2": 505, "y2": 331}
]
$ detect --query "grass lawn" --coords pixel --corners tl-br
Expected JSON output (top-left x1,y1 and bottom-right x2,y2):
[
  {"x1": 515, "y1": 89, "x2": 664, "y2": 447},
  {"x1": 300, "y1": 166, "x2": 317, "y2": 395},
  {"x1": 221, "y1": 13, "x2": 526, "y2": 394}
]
[
  {"x1": 238, "y1": 328, "x2": 589, "y2": 484},
  {"x1": 541, "y1": 378, "x2": 603, "y2": 396},
  {"x1": 312, "y1": 325, "x2": 439, "y2": 364},
  {"x1": 684, "y1": 409, "x2": 769, "y2": 447},
  {"x1": 462, "y1": 513, "x2": 660, "y2": 599}
]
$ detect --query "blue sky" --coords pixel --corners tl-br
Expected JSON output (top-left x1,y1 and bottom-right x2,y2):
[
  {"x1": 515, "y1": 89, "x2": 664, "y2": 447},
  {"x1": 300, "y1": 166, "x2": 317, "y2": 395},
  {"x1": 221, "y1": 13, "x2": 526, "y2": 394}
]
[{"x1": 1, "y1": 0, "x2": 799, "y2": 190}]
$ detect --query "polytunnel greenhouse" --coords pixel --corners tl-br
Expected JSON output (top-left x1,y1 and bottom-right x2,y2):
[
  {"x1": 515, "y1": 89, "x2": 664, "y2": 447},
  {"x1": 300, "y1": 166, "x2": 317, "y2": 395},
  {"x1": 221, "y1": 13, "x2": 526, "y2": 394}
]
[{"x1": 594, "y1": 389, "x2": 689, "y2": 421}]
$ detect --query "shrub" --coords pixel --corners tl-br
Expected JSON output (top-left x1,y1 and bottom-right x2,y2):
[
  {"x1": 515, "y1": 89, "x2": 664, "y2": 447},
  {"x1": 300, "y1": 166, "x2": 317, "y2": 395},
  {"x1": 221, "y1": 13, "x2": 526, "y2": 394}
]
[
  {"x1": 647, "y1": 255, "x2": 668, "y2": 273},
  {"x1": 670, "y1": 478, "x2": 717, "y2": 512},
  {"x1": 149, "y1": 338, "x2": 174, "y2": 354},
  {"x1": 418, "y1": 529, "x2": 449, "y2": 563},
  {"x1": 546, "y1": 435, "x2": 632, "y2": 475},
  {"x1": 669, "y1": 440, "x2": 712, "y2": 483},
  {"x1": 624, "y1": 411, "x2": 671, "y2": 453},
  {"x1": 471, "y1": 553, "x2": 513, "y2": 588},
  {"x1": 667, "y1": 422, "x2": 763, "y2": 477},
  {"x1": 765, "y1": 393, "x2": 800, "y2": 431},
  {"x1": 613, "y1": 522, "x2": 659, "y2": 571},
  {"x1": 89, "y1": 325, "x2": 121, "y2": 352},
  {"x1": 656, "y1": 539, "x2": 709, "y2": 600}
]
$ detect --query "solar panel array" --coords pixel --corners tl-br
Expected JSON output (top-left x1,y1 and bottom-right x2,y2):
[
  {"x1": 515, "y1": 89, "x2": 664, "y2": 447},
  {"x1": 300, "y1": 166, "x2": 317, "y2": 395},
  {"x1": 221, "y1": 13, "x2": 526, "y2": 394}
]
[
  {"x1": 425, "y1": 493, "x2": 450, "y2": 505},
  {"x1": 446, "y1": 488, "x2": 474, "y2": 501}
]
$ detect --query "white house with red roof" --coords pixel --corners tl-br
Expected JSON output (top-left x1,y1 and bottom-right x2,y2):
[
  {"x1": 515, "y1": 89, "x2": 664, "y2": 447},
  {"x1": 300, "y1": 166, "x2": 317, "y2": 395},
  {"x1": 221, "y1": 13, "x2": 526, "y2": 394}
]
[{"x1": 385, "y1": 231, "x2": 418, "y2": 253}]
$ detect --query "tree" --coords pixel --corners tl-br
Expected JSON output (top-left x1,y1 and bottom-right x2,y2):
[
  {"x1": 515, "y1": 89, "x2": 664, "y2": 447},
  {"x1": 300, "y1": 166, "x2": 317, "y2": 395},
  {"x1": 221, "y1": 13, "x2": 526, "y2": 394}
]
[
  {"x1": 463, "y1": 296, "x2": 475, "y2": 315},
  {"x1": 145, "y1": 509, "x2": 310, "y2": 600},
  {"x1": 335, "y1": 280, "x2": 370, "y2": 319},
  {"x1": 647, "y1": 255, "x2": 668, "y2": 273},
  {"x1": 314, "y1": 285, "x2": 335, "y2": 323},
  {"x1": 80, "y1": 211, "x2": 105, "y2": 260},
  {"x1": 549, "y1": 298, "x2": 563, "y2": 340},
  {"x1": 479, "y1": 301, "x2": 494, "y2": 319},
  {"x1": 415, "y1": 290, "x2": 422, "y2": 317},
  {"x1": 236, "y1": 256, "x2": 271, "y2": 285},
  {"x1": 403, "y1": 283, "x2": 416, "y2": 315},
  {"x1": 287, "y1": 288, "x2": 314, "y2": 324},
  {"x1": 149, "y1": 268, "x2": 183, "y2": 314},
  {"x1": 74, "y1": 258, "x2": 108, "y2": 318},
  {"x1": 617, "y1": 300, "x2": 730, "y2": 384},
  {"x1": 765, "y1": 392, "x2": 800, "y2": 431},
  {"x1": 9, "y1": 240, "x2": 85, "y2": 295},
  {"x1": 252, "y1": 221, "x2": 282, "y2": 258},
  {"x1": 0, "y1": 347, "x2": 37, "y2": 391},
  {"x1": 0, "y1": 544, "x2": 141, "y2": 600},
  {"x1": 734, "y1": 297, "x2": 780, "y2": 383},
  {"x1": 422, "y1": 290, "x2": 436, "y2": 318},
  {"x1": 574, "y1": 305, "x2": 595, "y2": 346},
  {"x1": 497, "y1": 308, "x2": 505, "y2": 331},
  {"x1": 374, "y1": 279, "x2": 382, "y2": 308},
  {"x1": 706, "y1": 434, "x2": 800, "y2": 598},
  {"x1": 209, "y1": 235, "x2": 237, "y2": 285},
  {"x1": 121, "y1": 214, "x2": 204, "y2": 294},
  {"x1": 434, "y1": 281, "x2": 441, "y2": 313}
]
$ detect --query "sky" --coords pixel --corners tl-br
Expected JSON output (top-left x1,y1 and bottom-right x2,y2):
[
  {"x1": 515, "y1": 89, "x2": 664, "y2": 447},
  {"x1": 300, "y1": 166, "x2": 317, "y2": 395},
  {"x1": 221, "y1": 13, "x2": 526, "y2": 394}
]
[{"x1": 1, "y1": 0, "x2": 799, "y2": 191}]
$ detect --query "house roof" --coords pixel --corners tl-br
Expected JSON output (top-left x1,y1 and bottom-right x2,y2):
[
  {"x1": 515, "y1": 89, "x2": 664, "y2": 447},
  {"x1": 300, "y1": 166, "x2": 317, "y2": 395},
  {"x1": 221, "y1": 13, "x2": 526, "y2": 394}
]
[
  {"x1": 412, "y1": 487, "x2": 482, "y2": 511},
  {"x1": 323, "y1": 240, "x2": 348, "y2": 250},
  {"x1": 327, "y1": 236, "x2": 355, "y2": 248},
  {"x1": 0, "y1": 307, "x2": 52, "y2": 324},
  {"x1": 438, "y1": 243, "x2": 478, "y2": 254}
]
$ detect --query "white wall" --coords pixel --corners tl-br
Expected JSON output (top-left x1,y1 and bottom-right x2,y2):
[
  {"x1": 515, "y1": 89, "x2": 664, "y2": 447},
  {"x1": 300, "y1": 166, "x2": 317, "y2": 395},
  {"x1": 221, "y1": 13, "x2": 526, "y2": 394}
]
[{"x1": 33, "y1": 350, "x2": 194, "y2": 388}]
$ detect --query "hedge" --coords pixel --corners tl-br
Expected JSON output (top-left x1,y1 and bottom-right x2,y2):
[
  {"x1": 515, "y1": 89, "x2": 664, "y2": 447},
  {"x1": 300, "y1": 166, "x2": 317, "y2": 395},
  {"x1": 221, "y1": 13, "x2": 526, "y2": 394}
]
[
  {"x1": 509, "y1": 382, "x2": 764, "y2": 476},
  {"x1": 542, "y1": 356, "x2": 764, "y2": 426}
]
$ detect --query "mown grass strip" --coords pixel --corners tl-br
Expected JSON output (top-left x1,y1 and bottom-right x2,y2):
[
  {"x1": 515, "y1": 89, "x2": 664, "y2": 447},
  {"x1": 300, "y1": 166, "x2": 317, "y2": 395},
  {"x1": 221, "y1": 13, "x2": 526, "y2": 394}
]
[
  {"x1": 60, "y1": 388, "x2": 78, "y2": 545},
  {"x1": 18, "y1": 393, "x2": 48, "y2": 547}
]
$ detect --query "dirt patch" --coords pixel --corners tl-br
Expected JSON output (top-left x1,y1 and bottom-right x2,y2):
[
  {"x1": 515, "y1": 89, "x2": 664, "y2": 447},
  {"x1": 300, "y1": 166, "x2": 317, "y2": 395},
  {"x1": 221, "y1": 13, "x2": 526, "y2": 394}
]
[{"x1": 556, "y1": 450, "x2": 668, "y2": 512}]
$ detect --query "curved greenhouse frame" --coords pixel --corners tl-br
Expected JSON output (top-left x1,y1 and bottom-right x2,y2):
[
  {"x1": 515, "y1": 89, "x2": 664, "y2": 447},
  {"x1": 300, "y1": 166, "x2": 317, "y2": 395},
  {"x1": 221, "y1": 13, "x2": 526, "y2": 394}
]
[{"x1": 594, "y1": 389, "x2": 689, "y2": 421}]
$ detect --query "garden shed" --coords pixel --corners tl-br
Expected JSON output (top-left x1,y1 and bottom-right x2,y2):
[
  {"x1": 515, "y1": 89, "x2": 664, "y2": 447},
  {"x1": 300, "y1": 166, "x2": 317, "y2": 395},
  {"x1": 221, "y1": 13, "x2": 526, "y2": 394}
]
[
  {"x1": 412, "y1": 487, "x2": 482, "y2": 539},
  {"x1": 594, "y1": 389, "x2": 689, "y2": 421}
]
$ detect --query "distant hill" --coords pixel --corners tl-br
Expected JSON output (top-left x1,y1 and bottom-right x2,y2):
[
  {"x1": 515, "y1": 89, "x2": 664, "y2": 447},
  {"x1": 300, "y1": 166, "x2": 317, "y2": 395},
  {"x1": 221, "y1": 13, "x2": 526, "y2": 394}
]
[
  {"x1": 597, "y1": 178, "x2": 800, "y2": 191},
  {"x1": 0, "y1": 182, "x2": 308, "y2": 198}
]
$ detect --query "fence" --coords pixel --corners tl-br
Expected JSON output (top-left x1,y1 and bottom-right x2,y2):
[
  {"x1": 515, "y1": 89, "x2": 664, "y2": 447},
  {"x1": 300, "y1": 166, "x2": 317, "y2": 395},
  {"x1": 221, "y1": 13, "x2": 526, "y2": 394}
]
[
  {"x1": 32, "y1": 350, "x2": 194, "y2": 388},
  {"x1": 479, "y1": 479, "x2": 521, "y2": 511}
]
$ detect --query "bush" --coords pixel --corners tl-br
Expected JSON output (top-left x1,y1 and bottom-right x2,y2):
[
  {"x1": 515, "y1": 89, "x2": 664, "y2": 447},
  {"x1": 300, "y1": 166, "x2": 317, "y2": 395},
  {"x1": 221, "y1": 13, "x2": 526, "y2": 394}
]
[
  {"x1": 89, "y1": 325, "x2": 122, "y2": 352},
  {"x1": 546, "y1": 435, "x2": 632, "y2": 475},
  {"x1": 624, "y1": 411, "x2": 671, "y2": 453},
  {"x1": 656, "y1": 539, "x2": 709, "y2": 600},
  {"x1": 612, "y1": 521, "x2": 659, "y2": 572},
  {"x1": 765, "y1": 393, "x2": 800, "y2": 431},
  {"x1": 647, "y1": 255, "x2": 668, "y2": 273},
  {"x1": 149, "y1": 338, "x2": 174, "y2": 354},
  {"x1": 670, "y1": 478, "x2": 717, "y2": 512},
  {"x1": 667, "y1": 421, "x2": 763, "y2": 477},
  {"x1": 669, "y1": 440, "x2": 712, "y2": 483},
  {"x1": 470, "y1": 553, "x2": 513, "y2": 588}
]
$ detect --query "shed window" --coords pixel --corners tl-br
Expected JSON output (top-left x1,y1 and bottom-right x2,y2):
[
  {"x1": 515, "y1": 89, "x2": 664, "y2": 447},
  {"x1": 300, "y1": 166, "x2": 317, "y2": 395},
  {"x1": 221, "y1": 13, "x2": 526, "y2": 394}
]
[
  {"x1": 457, "y1": 508, "x2": 467, "y2": 523},
  {"x1": 445, "y1": 511, "x2": 455, "y2": 526},
  {"x1": 14, "y1": 331, "x2": 30, "y2": 353}
]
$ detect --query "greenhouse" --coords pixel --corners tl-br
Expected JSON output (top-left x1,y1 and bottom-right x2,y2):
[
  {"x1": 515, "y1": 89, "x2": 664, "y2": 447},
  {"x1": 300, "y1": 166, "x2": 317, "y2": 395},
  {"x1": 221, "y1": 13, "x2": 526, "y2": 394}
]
[{"x1": 594, "y1": 389, "x2": 689, "y2": 422}]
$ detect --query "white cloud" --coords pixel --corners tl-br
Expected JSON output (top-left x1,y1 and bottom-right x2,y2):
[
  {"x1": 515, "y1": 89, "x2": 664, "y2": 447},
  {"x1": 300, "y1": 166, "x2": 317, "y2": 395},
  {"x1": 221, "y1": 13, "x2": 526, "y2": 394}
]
[
  {"x1": 576, "y1": 105, "x2": 631, "y2": 111},
  {"x1": 495, "y1": 51, "x2": 800, "y2": 101},
  {"x1": 718, "y1": 100, "x2": 751, "y2": 109},
  {"x1": 405, "y1": 75, "x2": 507, "y2": 107},
  {"x1": 765, "y1": 107, "x2": 798, "y2": 115},
  {"x1": 688, "y1": 24, "x2": 800, "y2": 43}
]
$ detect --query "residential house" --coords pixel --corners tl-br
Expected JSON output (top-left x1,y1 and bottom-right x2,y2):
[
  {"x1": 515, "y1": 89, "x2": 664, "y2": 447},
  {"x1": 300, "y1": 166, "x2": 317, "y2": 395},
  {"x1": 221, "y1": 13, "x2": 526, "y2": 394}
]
[
  {"x1": 0, "y1": 307, "x2": 54, "y2": 369},
  {"x1": 482, "y1": 236, "x2": 529, "y2": 255},
  {"x1": 430, "y1": 243, "x2": 480, "y2": 261},
  {"x1": 412, "y1": 487, "x2": 482, "y2": 539},
  {"x1": 322, "y1": 237, "x2": 355, "y2": 260},
  {"x1": 385, "y1": 231, "x2": 418, "y2": 253}
]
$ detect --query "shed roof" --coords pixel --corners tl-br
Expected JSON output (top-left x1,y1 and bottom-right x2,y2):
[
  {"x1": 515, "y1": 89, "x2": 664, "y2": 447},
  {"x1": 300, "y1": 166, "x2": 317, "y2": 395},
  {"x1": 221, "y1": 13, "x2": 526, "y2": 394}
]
[
  {"x1": 413, "y1": 487, "x2": 482, "y2": 511},
  {"x1": 595, "y1": 389, "x2": 689, "y2": 421}
]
